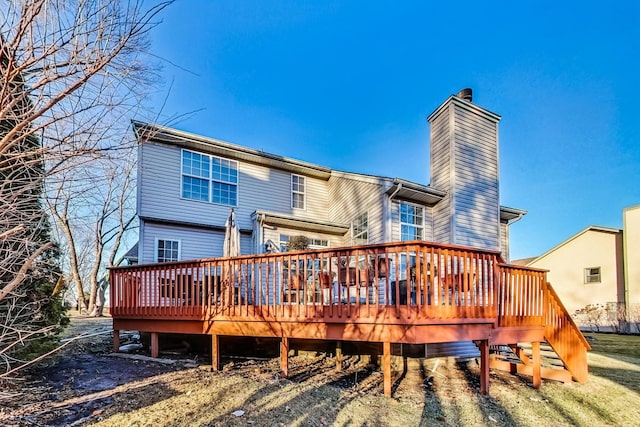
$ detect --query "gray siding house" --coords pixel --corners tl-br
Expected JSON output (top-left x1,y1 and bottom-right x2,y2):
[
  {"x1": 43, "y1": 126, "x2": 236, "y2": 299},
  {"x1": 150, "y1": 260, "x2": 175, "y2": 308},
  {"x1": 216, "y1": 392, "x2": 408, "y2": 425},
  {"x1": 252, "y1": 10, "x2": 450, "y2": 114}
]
[{"x1": 134, "y1": 90, "x2": 525, "y2": 265}]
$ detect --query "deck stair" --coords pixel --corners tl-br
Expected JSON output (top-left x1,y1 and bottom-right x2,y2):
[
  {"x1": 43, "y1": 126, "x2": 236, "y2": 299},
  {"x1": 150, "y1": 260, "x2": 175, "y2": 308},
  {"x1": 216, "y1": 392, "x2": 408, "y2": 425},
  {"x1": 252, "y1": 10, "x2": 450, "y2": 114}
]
[
  {"x1": 518, "y1": 342, "x2": 566, "y2": 369},
  {"x1": 489, "y1": 342, "x2": 573, "y2": 383}
]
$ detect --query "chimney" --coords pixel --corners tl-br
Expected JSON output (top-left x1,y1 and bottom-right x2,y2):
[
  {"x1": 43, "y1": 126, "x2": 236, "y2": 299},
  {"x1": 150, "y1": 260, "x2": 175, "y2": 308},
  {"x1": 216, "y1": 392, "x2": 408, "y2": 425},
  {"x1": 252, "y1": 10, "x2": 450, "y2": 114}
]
[
  {"x1": 456, "y1": 88, "x2": 473, "y2": 102},
  {"x1": 427, "y1": 90, "x2": 501, "y2": 250}
]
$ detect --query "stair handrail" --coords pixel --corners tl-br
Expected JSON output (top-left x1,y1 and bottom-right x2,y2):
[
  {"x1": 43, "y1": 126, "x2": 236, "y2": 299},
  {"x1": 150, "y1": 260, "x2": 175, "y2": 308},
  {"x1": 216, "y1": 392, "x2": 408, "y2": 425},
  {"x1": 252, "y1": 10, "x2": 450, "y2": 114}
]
[
  {"x1": 543, "y1": 281, "x2": 591, "y2": 382},
  {"x1": 544, "y1": 282, "x2": 592, "y2": 350}
]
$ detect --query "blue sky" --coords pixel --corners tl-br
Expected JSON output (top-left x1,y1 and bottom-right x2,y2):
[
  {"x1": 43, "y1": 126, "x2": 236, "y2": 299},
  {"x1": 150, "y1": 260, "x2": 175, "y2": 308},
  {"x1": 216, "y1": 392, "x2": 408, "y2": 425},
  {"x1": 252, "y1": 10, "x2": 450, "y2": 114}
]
[{"x1": 145, "y1": 1, "x2": 640, "y2": 260}]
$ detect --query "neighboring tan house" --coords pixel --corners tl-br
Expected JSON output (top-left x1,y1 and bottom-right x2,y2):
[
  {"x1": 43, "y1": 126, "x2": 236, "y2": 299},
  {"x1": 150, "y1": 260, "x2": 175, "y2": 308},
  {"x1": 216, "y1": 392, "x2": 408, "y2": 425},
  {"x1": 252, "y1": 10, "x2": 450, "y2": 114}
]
[
  {"x1": 520, "y1": 205, "x2": 640, "y2": 330},
  {"x1": 133, "y1": 89, "x2": 525, "y2": 266}
]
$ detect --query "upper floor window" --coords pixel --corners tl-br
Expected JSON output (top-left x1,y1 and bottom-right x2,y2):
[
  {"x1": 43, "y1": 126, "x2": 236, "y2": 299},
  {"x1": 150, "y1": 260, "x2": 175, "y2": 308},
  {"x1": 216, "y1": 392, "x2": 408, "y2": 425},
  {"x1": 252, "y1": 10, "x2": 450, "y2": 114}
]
[
  {"x1": 352, "y1": 212, "x2": 368, "y2": 245},
  {"x1": 156, "y1": 239, "x2": 180, "y2": 263},
  {"x1": 400, "y1": 202, "x2": 424, "y2": 241},
  {"x1": 585, "y1": 267, "x2": 601, "y2": 284},
  {"x1": 182, "y1": 150, "x2": 238, "y2": 206},
  {"x1": 291, "y1": 174, "x2": 305, "y2": 209}
]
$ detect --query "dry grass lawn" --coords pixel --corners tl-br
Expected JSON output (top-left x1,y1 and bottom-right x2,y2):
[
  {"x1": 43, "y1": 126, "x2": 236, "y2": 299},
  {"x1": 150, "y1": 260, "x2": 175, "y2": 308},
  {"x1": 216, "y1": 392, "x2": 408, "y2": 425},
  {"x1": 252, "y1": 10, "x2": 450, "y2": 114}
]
[
  {"x1": 91, "y1": 333, "x2": 640, "y2": 427},
  {"x1": 3, "y1": 321, "x2": 640, "y2": 427}
]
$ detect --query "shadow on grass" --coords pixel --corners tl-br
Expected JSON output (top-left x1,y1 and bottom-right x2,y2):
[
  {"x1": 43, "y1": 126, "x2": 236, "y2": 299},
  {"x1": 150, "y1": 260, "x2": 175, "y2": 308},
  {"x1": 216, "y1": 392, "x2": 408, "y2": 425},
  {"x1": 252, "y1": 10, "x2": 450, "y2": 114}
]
[
  {"x1": 185, "y1": 355, "x2": 380, "y2": 426},
  {"x1": 588, "y1": 364, "x2": 640, "y2": 394},
  {"x1": 418, "y1": 360, "x2": 446, "y2": 426},
  {"x1": 456, "y1": 359, "x2": 520, "y2": 427},
  {"x1": 48, "y1": 382, "x2": 178, "y2": 426},
  {"x1": 541, "y1": 383, "x2": 618, "y2": 426}
]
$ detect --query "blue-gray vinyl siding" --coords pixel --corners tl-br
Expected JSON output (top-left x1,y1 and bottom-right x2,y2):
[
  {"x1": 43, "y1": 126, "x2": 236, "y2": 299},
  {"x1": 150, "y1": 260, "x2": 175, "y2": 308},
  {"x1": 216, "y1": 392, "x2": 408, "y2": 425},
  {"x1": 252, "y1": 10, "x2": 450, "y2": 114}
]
[
  {"x1": 140, "y1": 221, "x2": 252, "y2": 264},
  {"x1": 139, "y1": 142, "x2": 330, "y2": 232},
  {"x1": 428, "y1": 98, "x2": 501, "y2": 251},
  {"x1": 451, "y1": 105, "x2": 500, "y2": 249},
  {"x1": 500, "y1": 222, "x2": 509, "y2": 261},
  {"x1": 429, "y1": 103, "x2": 453, "y2": 243},
  {"x1": 328, "y1": 175, "x2": 385, "y2": 246},
  {"x1": 138, "y1": 142, "x2": 334, "y2": 261}
]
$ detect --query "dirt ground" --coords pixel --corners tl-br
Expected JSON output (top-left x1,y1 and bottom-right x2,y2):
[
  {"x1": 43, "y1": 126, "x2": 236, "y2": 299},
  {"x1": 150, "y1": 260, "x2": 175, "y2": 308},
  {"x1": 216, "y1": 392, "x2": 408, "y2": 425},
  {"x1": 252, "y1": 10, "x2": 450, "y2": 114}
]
[{"x1": 1, "y1": 315, "x2": 640, "y2": 426}]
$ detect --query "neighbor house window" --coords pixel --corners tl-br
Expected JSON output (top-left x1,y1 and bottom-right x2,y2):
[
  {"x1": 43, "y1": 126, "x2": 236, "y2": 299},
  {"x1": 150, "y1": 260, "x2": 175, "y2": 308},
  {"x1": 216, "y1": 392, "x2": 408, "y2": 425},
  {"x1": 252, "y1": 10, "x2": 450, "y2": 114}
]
[
  {"x1": 156, "y1": 239, "x2": 180, "y2": 263},
  {"x1": 400, "y1": 202, "x2": 424, "y2": 241},
  {"x1": 182, "y1": 149, "x2": 238, "y2": 206},
  {"x1": 585, "y1": 267, "x2": 601, "y2": 284},
  {"x1": 352, "y1": 212, "x2": 368, "y2": 245},
  {"x1": 291, "y1": 174, "x2": 306, "y2": 209}
]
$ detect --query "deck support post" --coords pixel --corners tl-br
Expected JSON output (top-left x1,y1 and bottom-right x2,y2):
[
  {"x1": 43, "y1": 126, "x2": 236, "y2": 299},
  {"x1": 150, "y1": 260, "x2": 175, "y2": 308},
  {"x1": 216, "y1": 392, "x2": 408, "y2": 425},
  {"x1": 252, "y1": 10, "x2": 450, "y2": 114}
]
[
  {"x1": 509, "y1": 344, "x2": 518, "y2": 374},
  {"x1": 113, "y1": 329, "x2": 120, "y2": 352},
  {"x1": 383, "y1": 341, "x2": 392, "y2": 396},
  {"x1": 532, "y1": 341, "x2": 541, "y2": 389},
  {"x1": 479, "y1": 339, "x2": 489, "y2": 395},
  {"x1": 281, "y1": 336, "x2": 289, "y2": 378},
  {"x1": 150, "y1": 332, "x2": 159, "y2": 358},
  {"x1": 211, "y1": 334, "x2": 220, "y2": 371},
  {"x1": 335, "y1": 341, "x2": 343, "y2": 371}
]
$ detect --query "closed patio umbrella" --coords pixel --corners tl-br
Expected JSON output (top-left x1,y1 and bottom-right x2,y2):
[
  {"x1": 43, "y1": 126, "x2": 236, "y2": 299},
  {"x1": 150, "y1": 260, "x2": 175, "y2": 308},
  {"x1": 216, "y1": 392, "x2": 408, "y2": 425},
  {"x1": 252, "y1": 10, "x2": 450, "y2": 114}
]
[
  {"x1": 223, "y1": 208, "x2": 240, "y2": 259},
  {"x1": 222, "y1": 208, "x2": 241, "y2": 304}
]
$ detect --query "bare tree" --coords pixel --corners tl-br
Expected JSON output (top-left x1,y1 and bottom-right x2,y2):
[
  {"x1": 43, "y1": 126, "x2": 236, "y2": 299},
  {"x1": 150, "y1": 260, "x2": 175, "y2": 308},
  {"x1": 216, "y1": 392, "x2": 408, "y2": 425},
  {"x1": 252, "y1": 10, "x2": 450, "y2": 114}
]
[
  {"x1": 1, "y1": 0, "x2": 170, "y2": 373},
  {"x1": 48, "y1": 153, "x2": 137, "y2": 315}
]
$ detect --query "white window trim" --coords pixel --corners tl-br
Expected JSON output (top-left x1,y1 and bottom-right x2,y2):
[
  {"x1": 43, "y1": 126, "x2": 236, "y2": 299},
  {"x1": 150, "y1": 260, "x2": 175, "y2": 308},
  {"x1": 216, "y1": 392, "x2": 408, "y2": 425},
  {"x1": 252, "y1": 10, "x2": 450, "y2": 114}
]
[
  {"x1": 352, "y1": 211, "x2": 369, "y2": 245},
  {"x1": 180, "y1": 149, "x2": 239, "y2": 206},
  {"x1": 154, "y1": 238, "x2": 181, "y2": 263},
  {"x1": 398, "y1": 201, "x2": 425, "y2": 241},
  {"x1": 291, "y1": 174, "x2": 306, "y2": 210},
  {"x1": 180, "y1": 149, "x2": 210, "y2": 203}
]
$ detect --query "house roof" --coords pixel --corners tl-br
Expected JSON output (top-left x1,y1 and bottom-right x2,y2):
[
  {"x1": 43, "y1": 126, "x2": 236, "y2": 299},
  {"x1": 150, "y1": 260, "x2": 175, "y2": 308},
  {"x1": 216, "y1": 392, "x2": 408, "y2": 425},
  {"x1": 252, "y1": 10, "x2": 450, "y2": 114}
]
[
  {"x1": 133, "y1": 121, "x2": 333, "y2": 180},
  {"x1": 133, "y1": 120, "x2": 449, "y2": 199},
  {"x1": 525, "y1": 225, "x2": 622, "y2": 266},
  {"x1": 509, "y1": 257, "x2": 537, "y2": 266},
  {"x1": 500, "y1": 206, "x2": 527, "y2": 224},
  {"x1": 386, "y1": 179, "x2": 446, "y2": 206},
  {"x1": 113, "y1": 243, "x2": 138, "y2": 266},
  {"x1": 133, "y1": 121, "x2": 526, "y2": 218}
]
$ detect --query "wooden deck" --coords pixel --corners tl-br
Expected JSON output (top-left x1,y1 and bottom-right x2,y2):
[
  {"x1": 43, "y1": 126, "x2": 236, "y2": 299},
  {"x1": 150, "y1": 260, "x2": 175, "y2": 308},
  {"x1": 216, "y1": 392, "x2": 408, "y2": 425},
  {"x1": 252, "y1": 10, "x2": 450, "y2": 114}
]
[{"x1": 109, "y1": 241, "x2": 590, "y2": 396}]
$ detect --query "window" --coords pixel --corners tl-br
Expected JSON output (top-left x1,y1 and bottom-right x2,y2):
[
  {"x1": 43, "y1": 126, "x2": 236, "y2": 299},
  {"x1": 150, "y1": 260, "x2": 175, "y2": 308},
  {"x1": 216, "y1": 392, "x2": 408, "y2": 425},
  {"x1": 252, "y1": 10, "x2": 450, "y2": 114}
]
[
  {"x1": 585, "y1": 267, "x2": 601, "y2": 284},
  {"x1": 279, "y1": 234, "x2": 328, "y2": 252},
  {"x1": 308, "y1": 238, "x2": 329, "y2": 248},
  {"x1": 352, "y1": 212, "x2": 368, "y2": 245},
  {"x1": 399, "y1": 202, "x2": 424, "y2": 241},
  {"x1": 291, "y1": 175, "x2": 305, "y2": 209},
  {"x1": 181, "y1": 150, "x2": 210, "y2": 201},
  {"x1": 156, "y1": 239, "x2": 180, "y2": 263},
  {"x1": 212, "y1": 157, "x2": 238, "y2": 205},
  {"x1": 181, "y1": 150, "x2": 238, "y2": 206},
  {"x1": 279, "y1": 234, "x2": 290, "y2": 252}
]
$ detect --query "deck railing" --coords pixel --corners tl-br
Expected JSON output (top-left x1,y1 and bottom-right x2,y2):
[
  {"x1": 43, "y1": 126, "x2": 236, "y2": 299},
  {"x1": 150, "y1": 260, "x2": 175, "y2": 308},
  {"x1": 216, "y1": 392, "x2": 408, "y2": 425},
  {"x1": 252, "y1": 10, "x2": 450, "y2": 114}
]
[
  {"x1": 110, "y1": 240, "x2": 591, "y2": 383},
  {"x1": 497, "y1": 264, "x2": 546, "y2": 327},
  {"x1": 109, "y1": 241, "x2": 571, "y2": 330},
  {"x1": 110, "y1": 241, "x2": 508, "y2": 323}
]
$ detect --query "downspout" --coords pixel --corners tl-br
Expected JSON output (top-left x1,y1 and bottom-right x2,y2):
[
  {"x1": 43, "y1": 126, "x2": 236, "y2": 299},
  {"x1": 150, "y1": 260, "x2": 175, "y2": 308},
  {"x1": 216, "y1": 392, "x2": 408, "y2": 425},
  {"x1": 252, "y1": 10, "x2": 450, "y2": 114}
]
[{"x1": 386, "y1": 182, "x2": 402, "y2": 242}]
